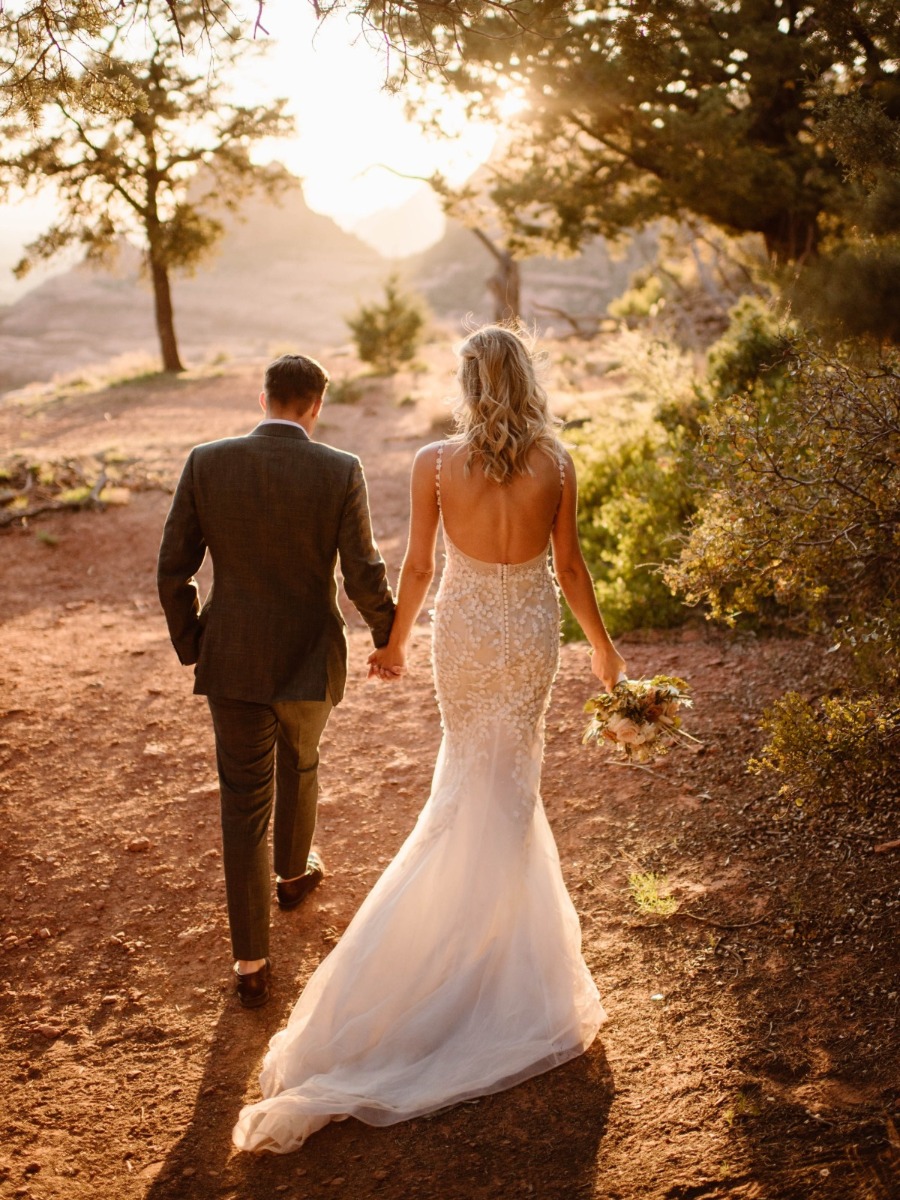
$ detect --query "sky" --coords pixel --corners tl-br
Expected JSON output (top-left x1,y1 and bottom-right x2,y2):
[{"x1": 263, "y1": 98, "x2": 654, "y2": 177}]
[{"x1": 0, "y1": 0, "x2": 501, "y2": 303}]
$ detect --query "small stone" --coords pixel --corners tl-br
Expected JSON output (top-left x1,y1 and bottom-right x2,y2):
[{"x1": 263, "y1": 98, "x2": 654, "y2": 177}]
[
  {"x1": 101, "y1": 995, "x2": 118, "y2": 1005},
  {"x1": 24, "y1": 1163, "x2": 40, "y2": 1175},
  {"x1": 329, "y1": 1179, "x2": 346, "y2": 1188},
  {"x1": 4, "y1": 936, "x2": 18, "y2": 949},
  {"x1": 373, "y1": 1169, "x2": 389, "y2": 1181},
  {"x1": 34, "y1": 1023, "x2": 64, "y2": 1039},
  {"x1": 36, "y1": 929, "x2": 51, "y2": 940},
  {"x1": 143, "y1": 743, "x2": 166, "y2": 757},
  {"x1": 126, "y1": 837, "x2": 151, "y2": 853},
  {"x1": 181, "y1": 1167, "x2": 196, "y2": 1178}
]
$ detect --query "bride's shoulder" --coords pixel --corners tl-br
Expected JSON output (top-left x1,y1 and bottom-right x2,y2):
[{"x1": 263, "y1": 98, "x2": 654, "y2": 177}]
[{"x1": 412, "y1": 441, "x2": 447, "y2": 471}]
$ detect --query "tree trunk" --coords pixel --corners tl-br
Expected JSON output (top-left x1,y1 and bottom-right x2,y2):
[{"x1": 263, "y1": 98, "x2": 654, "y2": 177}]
[
  {"x1": 148, "y1": 250, "x2": 184, "y2": 373},
  {"x1": 487, "y1": 251, "x2": 521, "y2": 324},
  {"x1": 471, "y1": 228, "x2": 522, "y2": 323}
]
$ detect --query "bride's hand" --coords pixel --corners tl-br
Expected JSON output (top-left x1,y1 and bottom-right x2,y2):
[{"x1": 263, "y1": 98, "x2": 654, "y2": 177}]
[
  {"x1": 367, "y1": 643, "x2": 407, "y2": 682},
  {"x1": 590, "y1": 644, "x2": 627, "y2": 693}
]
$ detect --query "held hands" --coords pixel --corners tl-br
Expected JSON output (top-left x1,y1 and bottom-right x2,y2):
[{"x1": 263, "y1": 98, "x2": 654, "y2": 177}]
[
  {"x1": 590, "y1": 644, "x2": 627, "y2": 694},
  {"x1": 367, "y1": 642, "x2": 407, "y2": 683}
]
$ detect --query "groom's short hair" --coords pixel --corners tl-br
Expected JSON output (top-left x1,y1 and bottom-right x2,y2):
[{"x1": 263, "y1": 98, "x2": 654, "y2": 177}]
[{"x1": 264, "y1": 354, "x2": 330, "y2": 412}]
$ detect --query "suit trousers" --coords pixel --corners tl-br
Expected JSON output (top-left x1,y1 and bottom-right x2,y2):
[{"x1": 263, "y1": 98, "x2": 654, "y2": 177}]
[{"x1": 207, "y1": 696, "x2": 333, "y2": 960}]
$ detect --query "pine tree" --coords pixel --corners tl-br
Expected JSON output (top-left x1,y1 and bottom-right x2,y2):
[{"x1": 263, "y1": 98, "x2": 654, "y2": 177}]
[{"x1": 0, "y1": 0, "x2": 293, "y2": 371}]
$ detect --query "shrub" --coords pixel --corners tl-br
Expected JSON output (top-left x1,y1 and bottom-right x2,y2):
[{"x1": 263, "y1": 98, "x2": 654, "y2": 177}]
[
  {"x1": 346, "y1": 276, "x2": 426, "y2": 375},
  {"x1": 665, "y1": 327, "x2": 900, "y2": 809},
  {"x1": 750, "y1": 692, "x2": 900, "y2": 811},
  {"x1": 567, "y1": 425, "x2": 697, "y2": 638}
]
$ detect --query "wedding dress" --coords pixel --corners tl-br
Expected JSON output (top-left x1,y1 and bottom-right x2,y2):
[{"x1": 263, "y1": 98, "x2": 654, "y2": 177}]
[{"x1": 232, "y1": 448, "x2": 606, "y2": 1154}]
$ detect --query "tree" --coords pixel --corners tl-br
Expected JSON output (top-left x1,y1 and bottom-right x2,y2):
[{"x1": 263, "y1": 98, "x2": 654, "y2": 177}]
[
  {"x1": 0, "y1": 0, "x2": 293, "y2": 371},
  {"x1": 324, "y1": 3, "x2": 900, "y2": 269}
]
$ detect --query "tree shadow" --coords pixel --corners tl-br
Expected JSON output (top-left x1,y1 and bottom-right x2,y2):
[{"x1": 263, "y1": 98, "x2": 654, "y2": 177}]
[{"x1": 144, "y1": 1016, "x2": 615, "y2": 1200}]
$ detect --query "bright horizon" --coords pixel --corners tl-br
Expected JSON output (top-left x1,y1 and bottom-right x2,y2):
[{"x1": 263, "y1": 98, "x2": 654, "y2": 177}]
[{"x1": 0, "y1": 0, "x2": 505, "y2": 303}]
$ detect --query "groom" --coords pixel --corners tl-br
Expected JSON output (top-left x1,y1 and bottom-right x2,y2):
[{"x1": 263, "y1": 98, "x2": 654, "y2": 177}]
[{"x1": 157, "y1": 354, "x2": 395, "y2": 1007}]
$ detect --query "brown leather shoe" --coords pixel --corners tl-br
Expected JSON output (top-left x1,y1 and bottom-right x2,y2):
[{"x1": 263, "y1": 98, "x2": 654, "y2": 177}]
[
  {"x1": 276, "y1": 851, "x2": 325, "y2": 911},
  {"x1": 234, "y1": 959, "x2": 270, "y2": 1008}
]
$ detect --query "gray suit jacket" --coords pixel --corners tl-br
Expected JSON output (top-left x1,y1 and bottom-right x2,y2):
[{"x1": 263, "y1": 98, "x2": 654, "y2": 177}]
[{"x1": 157, "y1": 422, "x2": 395, "y2": 704}]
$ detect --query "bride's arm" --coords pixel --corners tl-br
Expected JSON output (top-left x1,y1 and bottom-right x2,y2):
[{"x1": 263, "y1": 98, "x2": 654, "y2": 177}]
[
  {"x1": 551, "y1": 452, "x2": 626, "y2": 692},
  {"x1": 368, "y1": 446, "x2": 440, "y2": 680}
]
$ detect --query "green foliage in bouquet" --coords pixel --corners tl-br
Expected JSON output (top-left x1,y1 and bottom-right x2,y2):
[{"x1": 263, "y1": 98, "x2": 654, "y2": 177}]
[
  {"x1": 583, "y1": 675, "x2": 696, "y2": 764},
  {"x1": 346, "y1": 276, "x2": 426, "y2": 376}
]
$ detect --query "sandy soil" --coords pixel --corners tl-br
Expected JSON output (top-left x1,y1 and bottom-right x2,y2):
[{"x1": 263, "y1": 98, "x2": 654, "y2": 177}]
[{"x1": 0, "y1": 351, "x2": 897, "y2": 1200}]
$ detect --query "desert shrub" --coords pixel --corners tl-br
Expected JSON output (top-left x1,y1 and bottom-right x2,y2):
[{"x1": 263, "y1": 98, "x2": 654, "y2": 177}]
[
  {"x1": 567, "y1": 425, "x2": 698, "y2": 638},
  {"x1": 327, "y1": 376, "x2": 363, "y2": 405},
  {"x1": 608, "y1": 270, "x2": 666, "y2": 321},
  {"x1": 750, "y1": 691, "x2": 900, "y2": 810},
  {"x1": 666, "y1": 331, "x2": 900, "y2": 809},
  {"x1": 346, "y1": 276, "x2": 426, "y2": 375},
  {"x1": 666, "y1": 341, "x2": 900, "y2": 627}
]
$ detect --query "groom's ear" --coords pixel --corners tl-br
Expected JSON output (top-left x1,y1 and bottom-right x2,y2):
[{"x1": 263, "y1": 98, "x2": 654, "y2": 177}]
[{"x1": 259, "y1": 391, "x2": 267, "y2": 414}]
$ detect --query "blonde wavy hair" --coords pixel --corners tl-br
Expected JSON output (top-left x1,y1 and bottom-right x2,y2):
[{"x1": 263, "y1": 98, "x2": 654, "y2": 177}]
[{"x1": 451, "y1": 324, "x2": 562, "y2": 484}]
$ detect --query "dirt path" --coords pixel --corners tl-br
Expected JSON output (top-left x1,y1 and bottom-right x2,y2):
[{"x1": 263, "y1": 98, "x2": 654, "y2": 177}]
[{"x1": 0, "y1": 358, "x2": 896, "y2": 1200}]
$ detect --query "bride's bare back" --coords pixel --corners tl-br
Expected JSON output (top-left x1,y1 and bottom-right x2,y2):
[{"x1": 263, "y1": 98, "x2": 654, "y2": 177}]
[{"x1": 438, "y1": 441, "x2": 563, "y2": 564}]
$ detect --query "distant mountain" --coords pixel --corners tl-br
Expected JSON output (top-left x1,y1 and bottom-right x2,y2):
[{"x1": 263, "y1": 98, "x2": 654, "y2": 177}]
[
  {"x1": 0, "y1": 182, "x2": 390, "y2": 395},
  {"x1": 352, "y1": 186, "x2": 446, "y2": 259}
]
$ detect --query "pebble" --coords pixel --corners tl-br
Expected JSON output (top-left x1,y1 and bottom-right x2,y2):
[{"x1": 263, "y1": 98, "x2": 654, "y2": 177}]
[
  {"x1": 126, "y1": 837, "x2": 151, "y2": 853},
  {"x1": 34, "y1": 1023, "x2": 64, "y2": 1039},
  {"x1": 36, "y1": 929, "x2": 51, "y2": 940},
  {"x1": 101, "y1": 995, "x2": 118, "y2": 1005}
]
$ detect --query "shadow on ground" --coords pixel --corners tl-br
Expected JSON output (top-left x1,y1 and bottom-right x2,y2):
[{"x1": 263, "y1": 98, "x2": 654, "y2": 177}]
[{"x1": 144, "y1": 1013, "x2": 615, "y2": 1200}]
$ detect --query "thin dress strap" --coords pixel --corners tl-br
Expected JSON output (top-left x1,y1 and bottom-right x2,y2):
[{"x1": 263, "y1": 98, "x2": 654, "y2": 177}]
[
  {"x1": 553, "y1": 446, "x2": 566, "y2": 519},
  {"x1": 435, "y1": 443, "x2": 444, "y2": 511}
]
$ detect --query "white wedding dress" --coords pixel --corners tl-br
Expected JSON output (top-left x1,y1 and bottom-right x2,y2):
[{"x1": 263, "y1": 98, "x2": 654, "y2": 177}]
[{"x1": 232, "y1": 452, "x2": 606, "y2": 1153}]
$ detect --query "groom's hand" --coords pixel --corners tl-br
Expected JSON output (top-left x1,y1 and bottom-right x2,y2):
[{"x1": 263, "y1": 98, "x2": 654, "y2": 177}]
[{"x1": 367, "y1": 644, "x2": 406, "y2": 682}]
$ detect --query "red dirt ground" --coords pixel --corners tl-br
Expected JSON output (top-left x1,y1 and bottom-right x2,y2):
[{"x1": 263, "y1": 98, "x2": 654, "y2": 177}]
[{"x1": 0, "y1": 356, "x2": 897, "y2": 1200}]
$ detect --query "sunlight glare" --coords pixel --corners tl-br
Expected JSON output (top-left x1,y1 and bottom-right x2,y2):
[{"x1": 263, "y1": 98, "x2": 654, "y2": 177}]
[{"x1": 236, "y1": 0, "x2": 500, "y2": 245}]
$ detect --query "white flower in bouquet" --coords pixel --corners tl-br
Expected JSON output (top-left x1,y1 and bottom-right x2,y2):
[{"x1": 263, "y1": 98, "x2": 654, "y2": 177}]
[{"x1": 582, "y1": 675, "x2": 699, "y2": 763}]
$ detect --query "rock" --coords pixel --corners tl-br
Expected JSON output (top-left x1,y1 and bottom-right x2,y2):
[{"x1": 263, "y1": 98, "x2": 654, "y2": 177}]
[
  {"x1": 187, "y1": 782, "x2": 219, "y2": 798},
  {"x1": 34, "y1": 1023, "x2": 64, "y2": 1039},
  {"x1": 101, "y1": 995, "x2": 118, "y2": 1005},
  {"x1": 36, "y1": 929, "x2": 51, "y2": 940},
  {"x1": 142, "y1": 743, "x2": 166, "y2": 757},
  {"x1": 126, "y1": 837, "x2": 151, "y2": 853}
]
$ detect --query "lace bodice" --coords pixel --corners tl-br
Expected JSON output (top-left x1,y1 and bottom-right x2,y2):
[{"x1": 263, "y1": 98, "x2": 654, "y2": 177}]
[{"x1": 430, "y1": 444, "x2": 563, "y2": 822}]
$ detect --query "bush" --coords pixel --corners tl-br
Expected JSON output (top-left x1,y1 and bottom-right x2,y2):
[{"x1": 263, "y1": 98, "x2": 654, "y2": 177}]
[
  {"x1": 665, "y1": 324, "x2": 900, "y2": 809},
  {"x1": 750, "y1": 691, "x2": 900, "y2": 811},
  {"x1": 346, "y1": 276, "x2": 426, "y2": 375},
  {"x1": 566, "y1": 425, "x2": 697, "y2": 638}
]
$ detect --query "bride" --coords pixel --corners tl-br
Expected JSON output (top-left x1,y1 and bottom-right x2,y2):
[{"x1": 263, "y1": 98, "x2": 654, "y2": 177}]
[{"x1": 232, "y1": 324, "x2": 626, "y2": 1154}]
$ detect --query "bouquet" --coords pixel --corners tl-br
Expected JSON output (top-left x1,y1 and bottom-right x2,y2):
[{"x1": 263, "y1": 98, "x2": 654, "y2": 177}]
[{"x1": 583, "y1": 675, "x2": 698, "y2": 763}]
